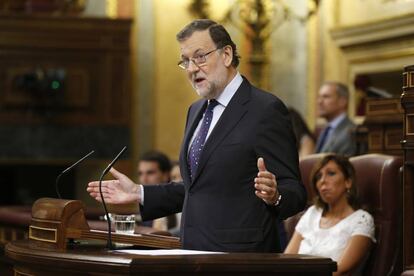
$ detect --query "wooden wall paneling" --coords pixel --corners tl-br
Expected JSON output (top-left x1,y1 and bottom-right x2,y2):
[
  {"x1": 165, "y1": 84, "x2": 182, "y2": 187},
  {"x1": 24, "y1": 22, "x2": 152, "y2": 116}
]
[
  {"x1": 0, "y1": 14, "x2": 132, "y2": 126},
  {"x1": 362, "y1": 98, "x2": 404, "y2": 155},
  {"x1": 0, "y1": 14, "x2": 133, "y2": 160},
  {"x1": 402, "y1": 65, "x2": 414, "y2": 270}
]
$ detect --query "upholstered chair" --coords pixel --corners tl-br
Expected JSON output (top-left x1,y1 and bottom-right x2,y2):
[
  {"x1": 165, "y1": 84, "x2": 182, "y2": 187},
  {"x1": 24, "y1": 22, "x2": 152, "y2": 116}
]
[{"x1": 284, "y1": 153, "x2": 403, "y2": 276}]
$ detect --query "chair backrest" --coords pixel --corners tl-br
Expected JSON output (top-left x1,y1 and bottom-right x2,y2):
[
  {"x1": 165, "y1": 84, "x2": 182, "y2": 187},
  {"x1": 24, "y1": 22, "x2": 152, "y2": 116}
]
[
  {"x1": 351, "y1": 154, "x2": 402, "y2": 276},
  {"x1": 285, "y1": 153, "x2": 403, "y2": 276},
  {"x1": 283, "y1": 153, "x2": 328, "y2": 241}
]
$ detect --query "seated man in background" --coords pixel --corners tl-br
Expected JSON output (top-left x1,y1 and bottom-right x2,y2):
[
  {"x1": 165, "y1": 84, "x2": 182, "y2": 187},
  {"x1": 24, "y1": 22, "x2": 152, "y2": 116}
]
[
  {"x1": 284, "y1": 154, "x2": 375, "y2": 275},
  {"x1": 136, "y1": 150, "x2": 175, "y2": 231},
  {"x1": 315, "y1": 82, "x2": 356, "y2": 156}
]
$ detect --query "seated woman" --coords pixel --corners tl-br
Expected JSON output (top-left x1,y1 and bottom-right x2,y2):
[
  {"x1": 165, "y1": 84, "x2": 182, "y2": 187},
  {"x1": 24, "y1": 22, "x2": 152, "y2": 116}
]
[{"x1": 284, "y1": 154, "x2": 375, "y2": 275}]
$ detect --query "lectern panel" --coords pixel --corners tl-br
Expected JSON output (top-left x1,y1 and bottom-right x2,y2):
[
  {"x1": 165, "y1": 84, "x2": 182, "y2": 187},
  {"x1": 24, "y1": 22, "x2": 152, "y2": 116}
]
[{"x1": 6, "y1": 239, "x2": 337, "y2": 276}]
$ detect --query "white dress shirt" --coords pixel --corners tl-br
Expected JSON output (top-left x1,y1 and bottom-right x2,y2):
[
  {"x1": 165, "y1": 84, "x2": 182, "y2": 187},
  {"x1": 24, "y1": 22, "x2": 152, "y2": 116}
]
[{"x1": 188, "y1": 72, "x2": 243, "y2": 148}]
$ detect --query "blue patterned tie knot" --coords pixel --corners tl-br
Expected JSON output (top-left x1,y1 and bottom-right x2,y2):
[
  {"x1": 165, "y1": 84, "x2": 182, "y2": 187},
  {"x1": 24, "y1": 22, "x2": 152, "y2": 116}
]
[{"x1": 188, "y1": 99, "x2": 219, "y2": 180}]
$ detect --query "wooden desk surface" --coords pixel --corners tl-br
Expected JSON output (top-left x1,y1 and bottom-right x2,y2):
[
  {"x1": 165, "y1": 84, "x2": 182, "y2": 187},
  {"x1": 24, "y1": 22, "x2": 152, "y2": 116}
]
[{"x1": 6, "y1": 239, "x2": 336, "y2": 276}]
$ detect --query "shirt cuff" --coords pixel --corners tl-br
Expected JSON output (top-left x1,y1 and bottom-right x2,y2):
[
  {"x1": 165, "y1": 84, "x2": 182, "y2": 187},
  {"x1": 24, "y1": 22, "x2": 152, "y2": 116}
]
[{"x1": 139, "y1": 184, "x2": 144, "y2": 205}]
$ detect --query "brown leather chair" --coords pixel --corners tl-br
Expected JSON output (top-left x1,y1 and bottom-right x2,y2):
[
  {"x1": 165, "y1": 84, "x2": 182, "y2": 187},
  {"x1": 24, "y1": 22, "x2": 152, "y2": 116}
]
[
  {"x1": 284, "y1": 153, "x2": 403, "y2": 276},
  {"x1": 284, "y1": 153, "x2": 328, "y2": 241}
]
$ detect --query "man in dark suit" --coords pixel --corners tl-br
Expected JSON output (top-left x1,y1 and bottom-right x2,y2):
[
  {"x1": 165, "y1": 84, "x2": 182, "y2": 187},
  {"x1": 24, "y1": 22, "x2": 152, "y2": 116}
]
[
  {"x1": 315, "y1": 82, "x2": 356, "y2": 156},
  {"x1": 88, "y1": 19, "x2": 306, "y2": 252}
]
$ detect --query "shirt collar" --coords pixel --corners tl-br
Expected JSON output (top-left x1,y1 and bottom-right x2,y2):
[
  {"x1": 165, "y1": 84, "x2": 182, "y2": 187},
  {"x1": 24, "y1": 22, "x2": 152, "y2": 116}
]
[
  {"x1": 214, "y1": 72, "x2": 243, "y2": 107},
  {"x1": 329, "y1": 112, "x2": 346, "y2": 129}
]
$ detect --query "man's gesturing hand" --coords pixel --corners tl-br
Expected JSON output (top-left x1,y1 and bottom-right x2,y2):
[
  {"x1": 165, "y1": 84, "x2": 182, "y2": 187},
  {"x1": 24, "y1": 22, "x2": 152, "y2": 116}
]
[
  {"x1": 87, "y1": 168, "x2": 141, "y2": 204},
  {"x1": 254, "y1": 157, "x2": 279, "y2": 205}
]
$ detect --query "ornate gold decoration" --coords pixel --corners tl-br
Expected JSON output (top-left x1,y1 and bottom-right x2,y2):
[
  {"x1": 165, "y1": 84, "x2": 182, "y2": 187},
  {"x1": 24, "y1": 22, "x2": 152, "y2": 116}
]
[{"x1": 188, "y1": 0, "x2": 319, "y2": 87}]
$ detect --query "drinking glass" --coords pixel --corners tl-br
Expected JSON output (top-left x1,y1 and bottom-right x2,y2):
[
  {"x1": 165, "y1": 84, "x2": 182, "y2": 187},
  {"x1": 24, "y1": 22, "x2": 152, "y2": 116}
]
[{"x1": 111, "y1": 214, "x2": 136, "y2": 234}]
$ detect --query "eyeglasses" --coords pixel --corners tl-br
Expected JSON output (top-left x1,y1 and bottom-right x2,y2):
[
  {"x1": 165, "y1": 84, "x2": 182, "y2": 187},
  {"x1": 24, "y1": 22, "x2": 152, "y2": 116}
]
[{"x1": 177, "y1": 48, "x2": 221, "y2": 70}]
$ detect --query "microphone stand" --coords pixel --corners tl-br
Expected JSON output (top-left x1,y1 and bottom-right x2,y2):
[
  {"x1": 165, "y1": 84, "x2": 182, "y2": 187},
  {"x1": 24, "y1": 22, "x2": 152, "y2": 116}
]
[
  {"x1": 98, "y1": 146, "x2": 127, "y2": 250},
  {"x1": 55, "y1": 150, "x2": 95, "y2": 199}
]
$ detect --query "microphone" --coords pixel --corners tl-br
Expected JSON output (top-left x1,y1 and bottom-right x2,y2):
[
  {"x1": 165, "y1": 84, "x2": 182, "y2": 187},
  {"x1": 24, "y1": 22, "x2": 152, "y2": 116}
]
[
  {"x1": 55, "y1": 150, "x2": 95, "y2": 199},
  {"x1": 99, "y1": 146, "x2": 127, "y2": 250}
]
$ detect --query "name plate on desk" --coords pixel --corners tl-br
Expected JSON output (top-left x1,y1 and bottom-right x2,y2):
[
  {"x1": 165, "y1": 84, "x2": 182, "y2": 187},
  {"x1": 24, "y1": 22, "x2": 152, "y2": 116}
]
[{"x1": 29, "y1": 197, "x2": 181, "y2": 250}]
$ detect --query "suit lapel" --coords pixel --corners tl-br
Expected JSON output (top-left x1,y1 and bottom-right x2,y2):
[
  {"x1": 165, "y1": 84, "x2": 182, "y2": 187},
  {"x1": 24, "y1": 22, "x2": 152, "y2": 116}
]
[
  {"x1": 322, "y1": 117, "x2": 349, "y2": 151},
  {"x1": 191, "y1": 79, "x2": 251, "y2": 184}
]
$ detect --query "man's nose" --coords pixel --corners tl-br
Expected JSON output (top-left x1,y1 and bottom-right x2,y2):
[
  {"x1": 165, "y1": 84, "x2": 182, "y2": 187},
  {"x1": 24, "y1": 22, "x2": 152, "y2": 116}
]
[
  {"x1": 139, "y1": 175, "x2": 148, "y2": 185},
  {"x1": 187, "y1": 60, "x2": 200, "y2": 73}
]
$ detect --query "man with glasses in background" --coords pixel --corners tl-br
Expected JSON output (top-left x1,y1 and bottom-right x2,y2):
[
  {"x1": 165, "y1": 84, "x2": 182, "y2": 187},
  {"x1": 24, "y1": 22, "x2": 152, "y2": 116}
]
[{"x1": 88, "y1": 19, "x2": 306, "y2": 253}]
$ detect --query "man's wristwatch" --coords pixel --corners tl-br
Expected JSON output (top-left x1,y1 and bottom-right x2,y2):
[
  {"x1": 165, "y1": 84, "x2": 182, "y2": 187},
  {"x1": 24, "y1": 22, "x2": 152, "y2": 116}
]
[{"x1": 273, "y1": 193, "x2": 282, "y2": 206}]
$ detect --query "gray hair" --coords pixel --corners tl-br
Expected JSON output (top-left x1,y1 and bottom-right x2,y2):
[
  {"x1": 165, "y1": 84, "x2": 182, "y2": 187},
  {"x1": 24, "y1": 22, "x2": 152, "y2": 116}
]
[{"x1": 323, "y1": 81, "x2": 349, "y2": 102}]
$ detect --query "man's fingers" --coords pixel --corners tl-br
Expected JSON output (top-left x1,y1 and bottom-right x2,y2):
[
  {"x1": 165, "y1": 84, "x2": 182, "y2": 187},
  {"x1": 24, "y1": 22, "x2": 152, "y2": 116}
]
[
  {"x1": 88, "y1": 181, "x2": 100, "y2": 187},
  {"x1": 255, "y1": 182, "x2": 274, "y2": 193},
  {"x1": 257, "y1": 171, "x2": 275, "y2": 180},
  {"x1": 253, "y1": 159, "x2": 279, "y2": 205},
  {"x1": 255, "y1": 190, "x2": 272, "y2": 200},
  {"x1": 255, "y1": 175, "x2": 275, "y2": 184},
  {"x1": 109, "y1": 167, "x2": 123, "y2": 179}
]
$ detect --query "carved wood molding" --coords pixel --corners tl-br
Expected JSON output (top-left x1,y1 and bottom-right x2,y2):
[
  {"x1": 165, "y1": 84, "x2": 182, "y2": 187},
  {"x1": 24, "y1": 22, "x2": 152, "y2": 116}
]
[{"x1": 330, "y1": 13, "x2": 414, "y2": 48}]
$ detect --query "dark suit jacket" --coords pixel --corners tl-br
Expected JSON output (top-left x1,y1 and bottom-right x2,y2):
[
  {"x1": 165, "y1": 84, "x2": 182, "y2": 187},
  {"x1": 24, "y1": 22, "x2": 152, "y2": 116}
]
[
  {"x1": 316, "y1": 116, "x2": 356, "y2": 156},
  {"x1": 141, "y1": 78, "x2": 306, "y2": 252}
]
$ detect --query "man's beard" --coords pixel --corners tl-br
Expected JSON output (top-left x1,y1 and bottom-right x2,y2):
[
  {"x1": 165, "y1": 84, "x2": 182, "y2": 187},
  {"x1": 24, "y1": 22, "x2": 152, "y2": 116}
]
[
  {"x1": 191, "y1": 74, "x2": 224, "y2": 100},
  {"x1": 192, "y1": 80, "x2": 218, "y2": 99}
]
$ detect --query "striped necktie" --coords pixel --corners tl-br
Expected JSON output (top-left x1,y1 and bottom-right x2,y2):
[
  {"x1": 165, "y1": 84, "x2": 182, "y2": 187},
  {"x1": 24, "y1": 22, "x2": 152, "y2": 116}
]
[
  {"x1": 188, "y1": 99, "x2": 219, "y2": 179},
  {"x1": 316, "y1": 125, "x2": 332, "y2": 153}
]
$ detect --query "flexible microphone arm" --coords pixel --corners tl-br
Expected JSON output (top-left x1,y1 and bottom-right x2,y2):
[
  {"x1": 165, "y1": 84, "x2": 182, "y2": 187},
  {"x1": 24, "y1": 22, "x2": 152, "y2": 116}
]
[
  {"x1": 55, "y1": 150, "x2": 95, "y2": 199},
  {"x1": 99, "y1": 146, "x2": 127, "y2": 250}
]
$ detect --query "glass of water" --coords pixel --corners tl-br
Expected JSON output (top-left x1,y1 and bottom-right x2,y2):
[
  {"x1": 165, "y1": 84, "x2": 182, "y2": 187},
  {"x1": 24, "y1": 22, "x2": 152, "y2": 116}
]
[{"x1": 111, "y1": 214, "x2": 136, "y2": 234}]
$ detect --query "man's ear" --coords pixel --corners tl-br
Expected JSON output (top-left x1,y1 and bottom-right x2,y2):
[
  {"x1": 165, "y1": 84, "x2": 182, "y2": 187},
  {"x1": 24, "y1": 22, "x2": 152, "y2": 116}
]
[
  {"x1": 338, "y1": 96, "x2": 348, "y2": 110},
  {"x1": 222, "y1": 45, "x2": 233, "y2": 67}
]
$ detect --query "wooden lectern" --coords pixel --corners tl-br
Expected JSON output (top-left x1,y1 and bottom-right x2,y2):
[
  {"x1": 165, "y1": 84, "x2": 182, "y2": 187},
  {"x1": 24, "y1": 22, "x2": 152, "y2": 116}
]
[
  {"x1": 5, "y1": 198, "x2": 337, "y2": 275},
  {"x1": 6, "y1": 239, "x2": 337, "y2": 275},
  {"x1": 28, "y1": 197, "x2": 181, "y2": 250}
]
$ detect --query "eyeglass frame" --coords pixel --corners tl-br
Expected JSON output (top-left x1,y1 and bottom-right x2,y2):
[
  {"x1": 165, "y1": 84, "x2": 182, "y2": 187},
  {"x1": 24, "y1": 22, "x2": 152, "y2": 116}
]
[{"x1": 177, "y1": 47, "x2": 223, "y2": 70}]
